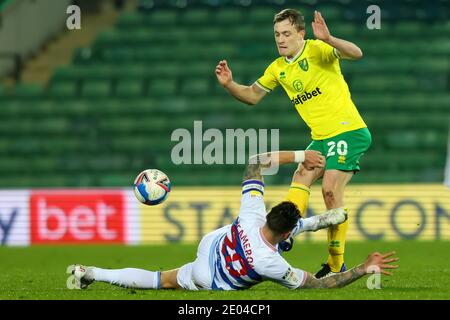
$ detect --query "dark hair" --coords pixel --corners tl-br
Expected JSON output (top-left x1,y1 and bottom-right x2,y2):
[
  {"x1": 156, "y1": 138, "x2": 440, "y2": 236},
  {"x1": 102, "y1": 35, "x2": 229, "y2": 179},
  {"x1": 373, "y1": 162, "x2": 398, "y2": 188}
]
[
  {"x1": 273, "y1": 8, "x2": 305, "y2": 31},
  {"x1": 266, "y1": 201, "x2": 300, "y2": 234}
]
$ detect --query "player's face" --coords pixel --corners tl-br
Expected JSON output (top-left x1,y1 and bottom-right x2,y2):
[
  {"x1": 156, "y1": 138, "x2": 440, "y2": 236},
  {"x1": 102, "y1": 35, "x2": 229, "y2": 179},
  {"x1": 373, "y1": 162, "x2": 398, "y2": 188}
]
[{"x1": 274, "y1": 19, "x2": 305, "y2": 58}]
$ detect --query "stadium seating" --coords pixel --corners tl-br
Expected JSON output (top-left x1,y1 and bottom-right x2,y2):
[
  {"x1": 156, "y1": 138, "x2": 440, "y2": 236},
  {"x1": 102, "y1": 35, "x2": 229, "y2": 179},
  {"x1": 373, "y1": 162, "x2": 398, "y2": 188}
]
[{"x1": 0, "y1": 0, "x2": 448, "y2": 187}]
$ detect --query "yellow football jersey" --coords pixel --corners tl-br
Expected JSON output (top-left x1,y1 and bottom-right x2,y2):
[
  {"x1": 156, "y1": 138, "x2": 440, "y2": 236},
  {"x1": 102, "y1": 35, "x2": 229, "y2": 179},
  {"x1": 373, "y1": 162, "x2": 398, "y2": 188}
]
[{"x1": 256, "y1": 39, "x2": 367, "y2": 140}]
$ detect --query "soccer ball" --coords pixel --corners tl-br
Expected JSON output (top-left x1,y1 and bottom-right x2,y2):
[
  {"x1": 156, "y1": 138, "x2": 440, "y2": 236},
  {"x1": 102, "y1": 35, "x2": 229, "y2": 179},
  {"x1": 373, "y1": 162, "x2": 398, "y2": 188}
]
[{"x1": 133, "y1": 169, "x2": 171, "y2": 205}]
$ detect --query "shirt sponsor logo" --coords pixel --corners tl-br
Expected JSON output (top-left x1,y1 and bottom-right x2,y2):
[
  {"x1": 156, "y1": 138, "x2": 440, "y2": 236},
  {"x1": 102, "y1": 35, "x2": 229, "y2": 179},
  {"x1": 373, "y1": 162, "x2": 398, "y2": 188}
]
[
  {"x1": 293, "y1": 79, "x2": 304, "y2": 92},
  {"x1": 291, "y1": 87, "x2": 322, "y2": 105},
  {"x1": 282, "y1": 267, "x2": 300, "y2": 286}
]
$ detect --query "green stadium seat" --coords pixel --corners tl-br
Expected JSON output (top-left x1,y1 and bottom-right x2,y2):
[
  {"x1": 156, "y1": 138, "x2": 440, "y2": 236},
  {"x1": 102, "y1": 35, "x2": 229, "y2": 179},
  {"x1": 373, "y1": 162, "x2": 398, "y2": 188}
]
[
  {"x1": 227, "y1": 25, "x2": 262, "y2": 41},
  {"x1": 58, "y1": 100, "x2": 91, "y2": 116},
  {"x1": 53, "y1": 65, "x2": 115, "y2": 81},
  {"x1": 182, "y1": 61, "x2": 213, "y2": 77},
  {"x1": 316, "y1": 4, "x2": 343, "y2": 20},
  {"x1": 95, "y1": 30, "x2": 123, "y2": 47},
  {"x1": 248, "y1": 7, "x2": 276, "y2": 24},
  {"x1": 187, "y1": 28, "x2": 224, "y2": 42},
  {"x1": 350, "y1": 76, "x2": 418, "y2": 92},
  {"x1": 146, "y1": 10, "x2": 178, "y2": 26},
  {"x1": 215, "y1": 8, "x2": 244, "y2": 25},
  {"x1": 141, "y1": 63, "x2": 179, "y2": 78},
  {"x1": 115, "y1": 80, "x2": 144, "y2": 97},
  {"x1": 206, "y1": 43, "x2": 237, "y2": 59},
  {"x1": 52, "y1": 66, "x2": 79, "y2": 81},
  {"x1": 439, "y1": 20, "x2": 450, "y2": 33},
  {"x1": 31, "y1": 158, "x2": 60, "y2": 172},
  {"x1": 180, "y1": 79, "x2": 210, "y2": 96},
  {"x1": 141, "y1": 46, "x2": 178, "y2": 61},
  {"x1": 126, "y1": 28, "x2": 154, "y2": 44},
  {"x1": 116, "y1": 12, "x2": 145, "y2": 28},
  {"x1": 180, "y1": 8, "x2": 210, "y2": 25},
  {"x1": 72, "y1": 47, "x2": 97, "y2": 64},
  {"x1": 394, "y1": 22, "x2": 422, "y2": 36},
  {"x1": 330, "y1": 23, "x2": 357, "y2": 37},
  {"x1": 0, "y1": 158, "x2": 27, "y2": 173},
  {"x1": 36, "y1": 118, "x2": 70, "y2": 134},
  {"x1": 13, "y1": 84, "x2": 43, "y2": 98},
  {"x1": 48, "y1": 81, "x2": 78, "y2": 97},
  {"x1": 148, "y1": 79, "x2": 178, "y2": 96},
  {"x1": 428, "y1": 38, "x2": 450, "y2": 56},
  {"x1": 385, "y1": 131, "x2": 421, "y2": 149},
  {"x1": 98, "y1": 173, "x2": 133, "y2": 187},
  {"x1": 416, "y1": 58, "x2": 449, "y2": 72},
  {"x1": 81, "y1": 80, "x2": 111, "y2": 97},
  {"x1": 101, "y1": 47, "x2": 135, "y2": 62}
]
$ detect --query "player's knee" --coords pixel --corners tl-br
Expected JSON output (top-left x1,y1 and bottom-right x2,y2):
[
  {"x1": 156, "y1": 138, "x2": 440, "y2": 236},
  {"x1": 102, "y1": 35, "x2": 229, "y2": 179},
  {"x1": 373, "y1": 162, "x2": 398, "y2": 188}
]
[
  {"x1": 322, "y1": 187, "x2": 336, "y2": 205},
  {"x1": 160, "y1": 270, "x2": 181, "y2": 289},
  {"x1": 322, "y1": 183, "x2": 343, "y2": 206}
]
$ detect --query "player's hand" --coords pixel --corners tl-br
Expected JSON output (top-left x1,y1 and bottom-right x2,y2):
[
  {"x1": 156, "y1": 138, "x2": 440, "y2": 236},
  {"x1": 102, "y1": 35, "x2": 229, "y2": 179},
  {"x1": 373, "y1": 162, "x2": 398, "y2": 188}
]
[
  {"x1": 303, "y1": 150, "x2": 325, "y2": 170},
  {"x1": 215, "y1": 60, "x2": 233, "y2": 87},
  {"x1": 364, "y1": 251, "x2": 399, "y2": 276},
  {"x1": 312, "y1": 11, "x2": 331, "y2": 42}
]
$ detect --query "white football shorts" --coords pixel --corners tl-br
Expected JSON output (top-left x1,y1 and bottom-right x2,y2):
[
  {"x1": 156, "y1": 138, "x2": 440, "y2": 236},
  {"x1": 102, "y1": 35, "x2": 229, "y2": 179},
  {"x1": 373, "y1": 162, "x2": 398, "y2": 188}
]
[{"x1": 176, "y1": 225, "x2": 228, "y2": 290}]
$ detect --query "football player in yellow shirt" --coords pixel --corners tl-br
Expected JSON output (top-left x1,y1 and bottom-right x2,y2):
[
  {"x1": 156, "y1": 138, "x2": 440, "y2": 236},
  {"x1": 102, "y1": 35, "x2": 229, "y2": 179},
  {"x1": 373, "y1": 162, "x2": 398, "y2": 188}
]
[{"x1": 215, "y1": 9, "x2": 372, "y2": 278}]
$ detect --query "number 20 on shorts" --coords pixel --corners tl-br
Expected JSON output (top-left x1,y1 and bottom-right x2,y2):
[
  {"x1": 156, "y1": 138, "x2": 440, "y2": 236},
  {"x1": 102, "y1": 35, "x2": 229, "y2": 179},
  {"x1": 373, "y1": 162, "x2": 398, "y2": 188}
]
[{"x1": 327, "y1": 140, "x2": 348, "y2": 157}]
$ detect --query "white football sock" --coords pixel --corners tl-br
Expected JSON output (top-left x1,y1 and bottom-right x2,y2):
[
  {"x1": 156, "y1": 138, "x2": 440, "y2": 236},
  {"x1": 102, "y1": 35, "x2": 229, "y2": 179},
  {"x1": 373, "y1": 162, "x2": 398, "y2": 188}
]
[{"x1": 92, "y1": 267, "x2": 161, "y2": 289}]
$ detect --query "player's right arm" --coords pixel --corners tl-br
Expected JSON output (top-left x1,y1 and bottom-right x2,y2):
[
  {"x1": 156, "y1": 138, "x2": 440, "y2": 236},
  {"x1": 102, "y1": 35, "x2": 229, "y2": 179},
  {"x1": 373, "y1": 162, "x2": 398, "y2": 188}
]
[
  {"x1": 215, "y1": 60, "x2": 267, "y2": 105},
  {"x1": 243, "y1": 150, "x2": 325, "y2": 183},
  {"x1": 300, "y1": 252, "x2": 399, "y2": 289},
  {"x1": 239, "y1": 151, "x2": 324, "y2": 224}
]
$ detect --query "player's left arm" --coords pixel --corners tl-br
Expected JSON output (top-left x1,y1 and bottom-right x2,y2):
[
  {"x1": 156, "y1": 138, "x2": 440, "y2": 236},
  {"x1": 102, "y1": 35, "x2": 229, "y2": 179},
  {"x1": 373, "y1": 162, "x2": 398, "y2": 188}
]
[
  {"x1": 300, "y1": 252, "x2": 399, "y2": 289},
  {"x1": 312, "y1": 10, "x2": 363, "y2": 60}
]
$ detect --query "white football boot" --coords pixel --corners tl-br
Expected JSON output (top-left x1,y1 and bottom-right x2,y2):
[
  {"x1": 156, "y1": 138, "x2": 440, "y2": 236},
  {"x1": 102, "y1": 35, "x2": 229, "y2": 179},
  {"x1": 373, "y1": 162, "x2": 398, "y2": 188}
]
[
  {"x1": 66, "y1": 264, "x2": 95, "y2": 289},
  {"x1": 310, "y1": 207, "x2": 348, "y2": 231}
]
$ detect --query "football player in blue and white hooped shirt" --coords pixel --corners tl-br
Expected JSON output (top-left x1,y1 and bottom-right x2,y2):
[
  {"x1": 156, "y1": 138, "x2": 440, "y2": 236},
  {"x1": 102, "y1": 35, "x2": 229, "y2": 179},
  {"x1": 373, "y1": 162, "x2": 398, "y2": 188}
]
[{"x1": 69, "y1": 150, "x2": 399, "y2": 290}]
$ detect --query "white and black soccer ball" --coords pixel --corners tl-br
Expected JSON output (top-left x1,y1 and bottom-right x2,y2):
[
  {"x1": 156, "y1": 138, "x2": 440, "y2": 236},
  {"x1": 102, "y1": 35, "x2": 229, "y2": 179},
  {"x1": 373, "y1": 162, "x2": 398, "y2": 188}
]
[{"x1": 133, "y1": 169, "x2": 171, "y2": 206}]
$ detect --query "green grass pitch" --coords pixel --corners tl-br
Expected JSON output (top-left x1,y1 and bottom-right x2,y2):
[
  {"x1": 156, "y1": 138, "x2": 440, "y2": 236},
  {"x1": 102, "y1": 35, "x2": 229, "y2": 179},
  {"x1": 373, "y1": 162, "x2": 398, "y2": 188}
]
[{"x1": 0, "y1": 241, "x2": 449, "y2": 300}]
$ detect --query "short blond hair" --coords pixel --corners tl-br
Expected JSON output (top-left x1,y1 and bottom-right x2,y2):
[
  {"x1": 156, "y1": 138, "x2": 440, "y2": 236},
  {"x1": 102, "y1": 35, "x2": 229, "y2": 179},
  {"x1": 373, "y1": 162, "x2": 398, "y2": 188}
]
[{"x1": 273, "y1": 8, "x2": 305, "y2": 31}]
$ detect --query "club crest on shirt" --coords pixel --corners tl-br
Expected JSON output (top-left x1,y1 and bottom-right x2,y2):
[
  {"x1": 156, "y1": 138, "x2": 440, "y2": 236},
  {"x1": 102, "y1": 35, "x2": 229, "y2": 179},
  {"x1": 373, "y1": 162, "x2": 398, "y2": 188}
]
[{"x1": 298, "y1": 58, "x2": 308, "y2": 71}]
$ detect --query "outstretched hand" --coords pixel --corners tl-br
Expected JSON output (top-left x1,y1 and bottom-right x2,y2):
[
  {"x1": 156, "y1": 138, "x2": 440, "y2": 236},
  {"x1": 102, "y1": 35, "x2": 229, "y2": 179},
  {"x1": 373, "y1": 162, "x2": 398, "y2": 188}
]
[
  {"x1": 311, "y1": 11, "x2": 331, "y2": 42},
  {"x1": 303, "y1": 150, "x2": 326, "y2": 170},
  {"x1": 215, "y1": 60, "x2": 233, "y2": 87},
  {"x1": 364, "y1": 251, "x2": 399, "y2": 276}
]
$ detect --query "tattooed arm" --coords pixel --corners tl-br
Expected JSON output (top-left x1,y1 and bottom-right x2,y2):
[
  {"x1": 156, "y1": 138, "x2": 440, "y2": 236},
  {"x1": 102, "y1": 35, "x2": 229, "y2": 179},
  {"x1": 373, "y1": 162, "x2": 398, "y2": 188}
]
[
  {"x1": 302, "y1": 264, "x2": 366, "y2": 289},
  {"x1": 300, "y1": 251, "x2": 399, "y2": 289},
  {"x1": 243, "y1": 151, "x2": 325, "y2": 182}
]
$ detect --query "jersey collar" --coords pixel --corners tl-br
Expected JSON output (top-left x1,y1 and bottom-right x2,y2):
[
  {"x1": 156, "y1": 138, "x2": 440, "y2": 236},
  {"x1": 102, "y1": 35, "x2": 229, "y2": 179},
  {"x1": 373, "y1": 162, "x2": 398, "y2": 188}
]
[
  {"x1": 284, "y1": 40, "x2": 308, "y2": 64},
  {"x1": 259, "y1": 228, "x2": 277, "y2": 252}
]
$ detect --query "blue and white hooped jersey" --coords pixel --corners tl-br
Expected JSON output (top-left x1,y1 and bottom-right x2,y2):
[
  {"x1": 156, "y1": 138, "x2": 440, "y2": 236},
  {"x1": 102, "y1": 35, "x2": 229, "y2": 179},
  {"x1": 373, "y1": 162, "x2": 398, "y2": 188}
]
[{"x1": 209, "y1": 180, "x2": 308, "y2": 290}]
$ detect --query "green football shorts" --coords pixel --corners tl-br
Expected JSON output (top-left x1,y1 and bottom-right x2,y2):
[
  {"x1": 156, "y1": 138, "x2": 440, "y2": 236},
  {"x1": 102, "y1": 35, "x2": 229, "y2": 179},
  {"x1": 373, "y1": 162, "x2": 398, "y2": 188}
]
[{"x1": 306, "y1": 127, "x2": 372, "y2": 172}]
